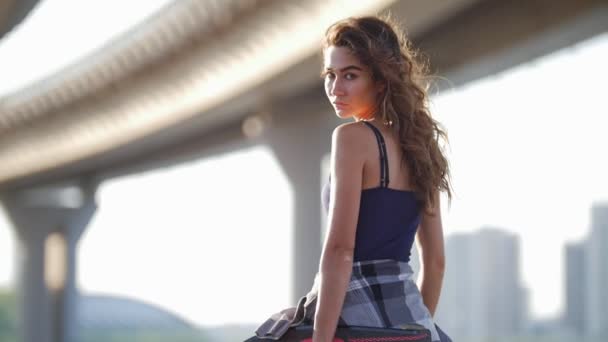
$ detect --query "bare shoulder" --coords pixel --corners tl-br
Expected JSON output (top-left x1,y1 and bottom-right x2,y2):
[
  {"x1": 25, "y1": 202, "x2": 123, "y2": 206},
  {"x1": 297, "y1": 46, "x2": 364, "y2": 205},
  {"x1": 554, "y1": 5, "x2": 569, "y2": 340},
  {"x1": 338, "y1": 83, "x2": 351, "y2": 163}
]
[
  {"x1": 331, "y1": 121, "x2": 370, "y2": 146},
  {"x1": 330, "y1": 122, "x2": 369, "y2": 172}
]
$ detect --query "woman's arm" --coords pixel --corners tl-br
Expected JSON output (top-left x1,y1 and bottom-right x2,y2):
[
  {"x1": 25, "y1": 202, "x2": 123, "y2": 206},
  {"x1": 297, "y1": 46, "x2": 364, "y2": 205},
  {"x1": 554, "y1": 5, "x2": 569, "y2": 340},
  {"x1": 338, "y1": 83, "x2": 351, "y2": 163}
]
[
  {"x1": 414, "y1": 191, "x2": 446, "y2": 317},
  {"x1": 313, "y1": 123, "x2": 364, "y2": 342}
]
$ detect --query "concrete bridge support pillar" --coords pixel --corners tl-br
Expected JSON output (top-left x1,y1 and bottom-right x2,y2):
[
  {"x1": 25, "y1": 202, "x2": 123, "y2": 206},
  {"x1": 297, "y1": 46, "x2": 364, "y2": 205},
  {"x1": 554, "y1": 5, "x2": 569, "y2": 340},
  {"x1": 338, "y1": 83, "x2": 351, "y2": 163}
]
[
  {"x1": 266, "y1": 112, "x2": 334, "y2": 305},
  {"x1": 1, "y1": 181, "x2": 97, "y2": 342}
]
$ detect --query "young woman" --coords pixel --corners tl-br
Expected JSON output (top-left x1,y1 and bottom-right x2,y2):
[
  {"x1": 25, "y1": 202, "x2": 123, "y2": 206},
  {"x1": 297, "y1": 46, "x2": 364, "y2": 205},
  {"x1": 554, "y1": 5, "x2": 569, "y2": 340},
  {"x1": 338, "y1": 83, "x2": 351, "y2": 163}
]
[{"x1": 251, "y1": 16, "x2": 453, "y2": 342}]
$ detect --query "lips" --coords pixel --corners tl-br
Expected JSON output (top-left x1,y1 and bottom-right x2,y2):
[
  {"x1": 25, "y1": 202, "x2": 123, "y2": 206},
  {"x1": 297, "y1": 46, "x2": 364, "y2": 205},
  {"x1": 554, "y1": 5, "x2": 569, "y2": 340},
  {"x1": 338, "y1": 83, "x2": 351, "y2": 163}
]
[{"x1": 333, "y1": 101, "x2": 348, "y2": 109}]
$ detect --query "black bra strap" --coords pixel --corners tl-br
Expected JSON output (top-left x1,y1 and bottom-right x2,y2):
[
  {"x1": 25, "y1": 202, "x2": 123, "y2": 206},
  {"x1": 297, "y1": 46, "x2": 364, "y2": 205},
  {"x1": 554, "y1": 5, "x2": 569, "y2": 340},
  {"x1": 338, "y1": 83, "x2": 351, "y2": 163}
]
[{"x1": 362, "y1": 121, "x2": 390, "y2": 187}]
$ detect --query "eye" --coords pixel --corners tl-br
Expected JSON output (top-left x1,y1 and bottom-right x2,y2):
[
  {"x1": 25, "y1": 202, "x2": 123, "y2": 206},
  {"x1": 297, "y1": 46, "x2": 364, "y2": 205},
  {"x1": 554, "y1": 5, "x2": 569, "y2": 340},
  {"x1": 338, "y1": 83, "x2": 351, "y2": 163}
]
[
  {"x1": 324, "y1": 72, "x2": 336, "y2": 80},
  {"x1": 344, "y1": 73, "x2": 357, "y2": 80}
]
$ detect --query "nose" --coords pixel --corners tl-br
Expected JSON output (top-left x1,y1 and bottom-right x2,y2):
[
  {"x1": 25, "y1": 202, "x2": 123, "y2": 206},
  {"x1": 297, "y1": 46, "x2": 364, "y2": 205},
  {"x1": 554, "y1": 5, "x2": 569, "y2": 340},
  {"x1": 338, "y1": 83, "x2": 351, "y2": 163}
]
[{"x1": 329, "y1": 77, "x2": 346, "y2": 97}]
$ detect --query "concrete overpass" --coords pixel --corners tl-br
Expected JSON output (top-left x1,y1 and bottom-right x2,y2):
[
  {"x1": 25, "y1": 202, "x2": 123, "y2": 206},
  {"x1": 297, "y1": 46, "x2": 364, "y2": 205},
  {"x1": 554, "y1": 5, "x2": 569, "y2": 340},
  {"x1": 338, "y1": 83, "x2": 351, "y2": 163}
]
[
  {"x1": 0, "y1": 0, "x2": 41, "y2": 40},
  {"x1": 0, "y1": 0, "x2": 606, "y2": 341}
]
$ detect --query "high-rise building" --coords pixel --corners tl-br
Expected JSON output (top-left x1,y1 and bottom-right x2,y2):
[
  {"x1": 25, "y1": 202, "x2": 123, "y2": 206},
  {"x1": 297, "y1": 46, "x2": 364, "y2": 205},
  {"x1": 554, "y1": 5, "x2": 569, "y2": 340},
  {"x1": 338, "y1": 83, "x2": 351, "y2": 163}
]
[
  {"x1": 476, "y1": 228, "x2": 525, "y2": 335},
  {"x1": 585, "y1": 204, "x2": 608, "y2": 336},
  {"x1": 564, "y1": 241, "x2": 586, "y2": 333},
  {"x1": 435, "y1": 233, "x2": 476, "y2": 340},
  {"x1": 435, "y1": 228, "x2": 526, "y2": 340}
]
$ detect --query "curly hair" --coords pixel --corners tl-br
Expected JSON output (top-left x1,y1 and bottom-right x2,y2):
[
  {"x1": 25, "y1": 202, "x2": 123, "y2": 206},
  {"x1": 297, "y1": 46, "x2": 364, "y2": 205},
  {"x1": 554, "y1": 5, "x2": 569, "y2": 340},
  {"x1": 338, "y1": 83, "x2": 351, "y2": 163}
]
[{"x1": 322, "y1": 15, "x2": 453, "y2": 213}]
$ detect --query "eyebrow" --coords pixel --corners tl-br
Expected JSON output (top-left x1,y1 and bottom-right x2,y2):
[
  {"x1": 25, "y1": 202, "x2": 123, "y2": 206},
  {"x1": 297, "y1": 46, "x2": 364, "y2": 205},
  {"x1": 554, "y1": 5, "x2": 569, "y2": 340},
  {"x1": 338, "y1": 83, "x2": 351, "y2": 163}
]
[{"x1": 324, "y1": 65, "x2": 363, "y2": 72}]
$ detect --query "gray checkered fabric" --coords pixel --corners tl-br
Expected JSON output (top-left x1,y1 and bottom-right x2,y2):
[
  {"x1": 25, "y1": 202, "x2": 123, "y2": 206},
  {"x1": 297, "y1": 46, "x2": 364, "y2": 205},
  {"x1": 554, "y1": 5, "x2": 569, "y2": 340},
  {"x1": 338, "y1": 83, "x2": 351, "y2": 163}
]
[{"x1": 254, "y1": 259, "x2": 450, "y2": 342}]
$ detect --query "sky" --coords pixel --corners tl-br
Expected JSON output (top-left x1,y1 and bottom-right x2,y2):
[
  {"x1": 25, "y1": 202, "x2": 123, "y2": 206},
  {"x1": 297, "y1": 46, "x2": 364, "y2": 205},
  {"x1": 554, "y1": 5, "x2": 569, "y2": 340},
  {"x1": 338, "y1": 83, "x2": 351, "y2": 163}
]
[
  {"x1": 1, "y1": 0, "x2": 608, "y2": 328},
  {"x1": 76, "y1": 148, "x2": 294, "y2": 326}
]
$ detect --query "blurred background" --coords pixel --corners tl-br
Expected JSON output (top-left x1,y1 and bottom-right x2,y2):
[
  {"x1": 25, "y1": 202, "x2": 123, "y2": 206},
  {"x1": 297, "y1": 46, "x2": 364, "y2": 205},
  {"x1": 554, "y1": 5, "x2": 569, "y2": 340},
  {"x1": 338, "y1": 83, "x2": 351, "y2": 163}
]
[{"x1": 0, "y1": 0, "x2": 607, "y2": 341}]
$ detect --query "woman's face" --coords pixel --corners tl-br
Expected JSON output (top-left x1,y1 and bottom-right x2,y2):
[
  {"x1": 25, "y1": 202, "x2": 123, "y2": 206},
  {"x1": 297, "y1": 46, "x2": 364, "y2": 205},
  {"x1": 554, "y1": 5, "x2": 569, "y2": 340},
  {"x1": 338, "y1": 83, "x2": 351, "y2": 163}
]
[{"x1": 323, "y1": 45, "x2": 381, "y2": 121}]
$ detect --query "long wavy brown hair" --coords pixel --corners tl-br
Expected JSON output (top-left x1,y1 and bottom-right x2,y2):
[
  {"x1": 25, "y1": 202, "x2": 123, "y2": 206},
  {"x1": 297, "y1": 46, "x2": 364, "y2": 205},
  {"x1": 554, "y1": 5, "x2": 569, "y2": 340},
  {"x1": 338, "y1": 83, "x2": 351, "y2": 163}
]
[{"x1": 322, "y1": 15, "x2": 453, "y2": 213}]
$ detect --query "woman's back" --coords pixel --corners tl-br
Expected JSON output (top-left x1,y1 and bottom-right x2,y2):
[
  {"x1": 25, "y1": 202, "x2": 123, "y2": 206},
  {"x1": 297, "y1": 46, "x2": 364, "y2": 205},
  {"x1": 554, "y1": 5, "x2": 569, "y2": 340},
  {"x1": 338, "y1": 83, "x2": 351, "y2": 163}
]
[
  {"x1": 322, "y1": 120, "x2": 421, "y2": 262},
  {"x1": 359, "y1": 121, "x2": 415, "y2": 192}
]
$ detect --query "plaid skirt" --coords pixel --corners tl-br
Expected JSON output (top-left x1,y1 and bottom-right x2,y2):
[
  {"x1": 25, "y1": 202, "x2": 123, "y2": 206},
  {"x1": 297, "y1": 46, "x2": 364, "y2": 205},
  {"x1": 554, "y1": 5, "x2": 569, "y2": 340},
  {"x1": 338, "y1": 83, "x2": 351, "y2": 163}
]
[{"x1": 254, "y1": 259, "x2": 451, "y2": 342}]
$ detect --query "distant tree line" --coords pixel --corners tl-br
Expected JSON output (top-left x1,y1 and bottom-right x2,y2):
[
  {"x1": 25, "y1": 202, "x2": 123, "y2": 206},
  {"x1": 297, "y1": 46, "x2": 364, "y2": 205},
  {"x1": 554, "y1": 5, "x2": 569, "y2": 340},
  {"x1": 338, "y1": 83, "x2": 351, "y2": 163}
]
[
  {"x1": 0, "y1": 290, "x2": 17, "y2": 342},
  {"x1": 1, "y1": 289, "x2": 210, "y2": 342}
]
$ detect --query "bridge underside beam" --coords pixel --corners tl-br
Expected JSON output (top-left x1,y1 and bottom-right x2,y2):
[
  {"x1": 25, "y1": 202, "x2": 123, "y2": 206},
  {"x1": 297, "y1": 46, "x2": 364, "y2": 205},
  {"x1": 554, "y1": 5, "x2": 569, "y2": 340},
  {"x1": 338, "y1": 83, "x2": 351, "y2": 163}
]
[{"x1": 415, "y1": 0, "x2": 608, "y2": 88}]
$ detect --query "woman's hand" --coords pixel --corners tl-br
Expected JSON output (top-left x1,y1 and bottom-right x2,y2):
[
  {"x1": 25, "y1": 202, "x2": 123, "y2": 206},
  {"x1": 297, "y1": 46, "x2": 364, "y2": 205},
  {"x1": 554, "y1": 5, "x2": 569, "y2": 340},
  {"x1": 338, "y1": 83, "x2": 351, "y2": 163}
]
[
  {"x1": 311, "y1": 249, "x2": 353, "y2": 341},
  {"x1": 415, "y1": 191, "x2": 446, "y2": 317}
]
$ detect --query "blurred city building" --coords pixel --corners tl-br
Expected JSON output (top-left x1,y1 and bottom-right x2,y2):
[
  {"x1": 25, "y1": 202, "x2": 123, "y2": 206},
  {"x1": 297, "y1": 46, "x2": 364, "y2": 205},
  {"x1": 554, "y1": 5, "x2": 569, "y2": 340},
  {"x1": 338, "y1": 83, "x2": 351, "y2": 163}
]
[
  {"x1": 564, "y1": 240, "x2": 586, "y2": 333},
  {"x1": 584, "y1": 204, "x2": 608, "y2": 337},
  {"x1": 436, "y1": 228, "x2": 527, "y2": 341},
  {"x1": 562, "y1": 203, "x2": 608, "y2": 339}
]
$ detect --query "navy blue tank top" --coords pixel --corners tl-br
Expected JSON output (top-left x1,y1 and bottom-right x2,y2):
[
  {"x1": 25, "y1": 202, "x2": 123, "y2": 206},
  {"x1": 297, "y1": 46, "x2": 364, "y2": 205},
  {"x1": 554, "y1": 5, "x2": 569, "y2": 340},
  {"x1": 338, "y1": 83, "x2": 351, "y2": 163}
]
[{"x1": 321, "y1": 121, "x2": 421, "y2": 263}]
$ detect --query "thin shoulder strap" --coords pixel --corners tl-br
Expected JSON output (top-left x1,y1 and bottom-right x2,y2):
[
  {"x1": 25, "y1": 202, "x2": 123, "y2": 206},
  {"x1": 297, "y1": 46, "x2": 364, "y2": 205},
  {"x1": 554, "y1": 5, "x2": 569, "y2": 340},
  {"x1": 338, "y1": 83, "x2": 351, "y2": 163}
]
[{"x1": 362, "y1": 121, "x2": 390, "y2": 188}]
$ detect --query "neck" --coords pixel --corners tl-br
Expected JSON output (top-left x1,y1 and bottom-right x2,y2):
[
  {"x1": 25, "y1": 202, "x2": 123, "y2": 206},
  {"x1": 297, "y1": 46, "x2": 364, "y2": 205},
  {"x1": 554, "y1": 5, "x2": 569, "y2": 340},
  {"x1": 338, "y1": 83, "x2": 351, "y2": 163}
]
[
  {"x1": 355, "y1": 116, "x2": 393, "y2": 127},
  {"x1": 355, "y1": 109, "x2": 376, "y2": 122}
]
